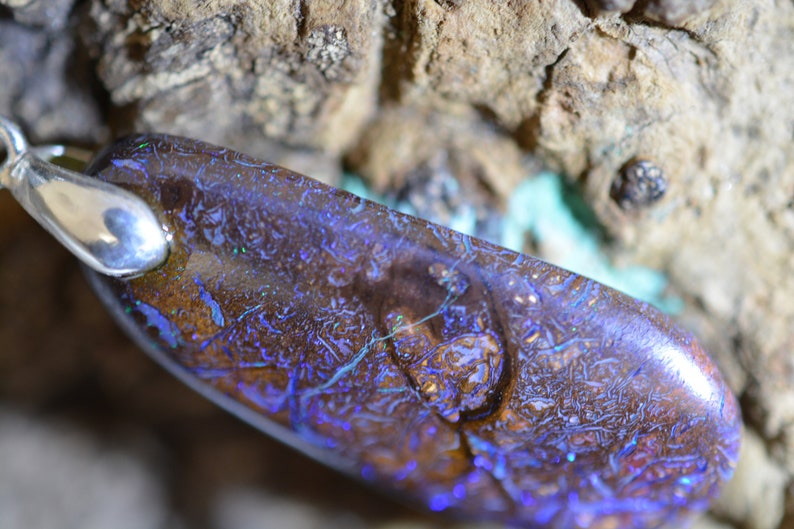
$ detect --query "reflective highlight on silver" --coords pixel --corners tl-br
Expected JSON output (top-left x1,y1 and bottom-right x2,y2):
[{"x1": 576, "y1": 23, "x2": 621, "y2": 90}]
[{"x1": 0, "y1": 116, "x2": 169, "y2": 277}]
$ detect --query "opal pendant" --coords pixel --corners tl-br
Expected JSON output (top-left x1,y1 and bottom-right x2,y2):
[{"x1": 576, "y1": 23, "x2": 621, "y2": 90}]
[{"x1": 2, "y1": 120, "x2": 741, "y2": 529}]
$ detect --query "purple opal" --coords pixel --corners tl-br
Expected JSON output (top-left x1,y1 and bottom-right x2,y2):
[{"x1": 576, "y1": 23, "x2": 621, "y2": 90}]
[{"x1": 86, "y1": 134, "x2": 741, "y2": 529}]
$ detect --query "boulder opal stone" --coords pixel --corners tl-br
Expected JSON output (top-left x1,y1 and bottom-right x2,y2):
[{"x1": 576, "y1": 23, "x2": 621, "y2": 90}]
[{"x1": 85, "y1": 135, "x2": 741, "y2": 529}]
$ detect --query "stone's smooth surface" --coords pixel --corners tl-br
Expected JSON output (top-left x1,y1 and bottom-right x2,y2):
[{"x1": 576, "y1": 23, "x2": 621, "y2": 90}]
[{"x1": 85, "y1": 135, "x2": 741, "y2": 529}]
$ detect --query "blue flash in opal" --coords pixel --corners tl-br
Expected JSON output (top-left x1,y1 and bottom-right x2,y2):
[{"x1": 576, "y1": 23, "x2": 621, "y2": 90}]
[{"x1": 195, "y1": 275, "x2": 225, "y2": 327}]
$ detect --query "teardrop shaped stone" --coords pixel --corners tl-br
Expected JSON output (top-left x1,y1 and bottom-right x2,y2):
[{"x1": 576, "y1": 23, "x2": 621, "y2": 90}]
[{"x1": 85, "y1": 135, "x2": 741, "y2": 529}]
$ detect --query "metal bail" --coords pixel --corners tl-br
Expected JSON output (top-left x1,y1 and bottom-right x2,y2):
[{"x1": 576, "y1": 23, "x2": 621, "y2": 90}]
[{"x1": 0, "y1": 116, "x2": 169, "y2": 277}]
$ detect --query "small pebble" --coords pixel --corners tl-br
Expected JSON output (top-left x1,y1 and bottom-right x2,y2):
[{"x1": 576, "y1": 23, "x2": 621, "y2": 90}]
[{"x1": 611, "y1": 159, "x2": 667, "y2": 210}]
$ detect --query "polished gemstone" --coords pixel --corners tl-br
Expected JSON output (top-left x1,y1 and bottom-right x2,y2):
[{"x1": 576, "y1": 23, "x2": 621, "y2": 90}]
[{"x1": 85, "y1": 135, "x2": 741, "y2": 529}]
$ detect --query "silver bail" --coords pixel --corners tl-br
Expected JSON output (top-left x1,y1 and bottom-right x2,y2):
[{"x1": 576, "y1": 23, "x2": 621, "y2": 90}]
[{"x1": 0, "y1": 116, "x2": 169, "y2": 277}]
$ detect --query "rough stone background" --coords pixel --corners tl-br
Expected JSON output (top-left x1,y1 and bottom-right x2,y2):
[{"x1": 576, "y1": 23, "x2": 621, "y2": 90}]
[{"x1": 1, "y1": 1, "x2": 793, "y2": 528}]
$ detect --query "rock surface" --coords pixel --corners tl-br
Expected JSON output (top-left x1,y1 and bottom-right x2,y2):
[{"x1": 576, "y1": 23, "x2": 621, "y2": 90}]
[{"x1": 2, "y1": 1, "x2": 794, "y2": 528}]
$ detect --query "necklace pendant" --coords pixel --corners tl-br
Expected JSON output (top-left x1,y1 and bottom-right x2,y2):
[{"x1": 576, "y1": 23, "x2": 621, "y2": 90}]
[{"x1": 74, "y1": 133, "x2": 739, "y2": 528}]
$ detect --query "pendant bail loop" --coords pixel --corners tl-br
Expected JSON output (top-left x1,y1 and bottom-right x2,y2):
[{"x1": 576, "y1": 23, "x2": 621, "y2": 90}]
[{"x1": 0, "y1": 116, "x2": 169, "y2": 277}]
